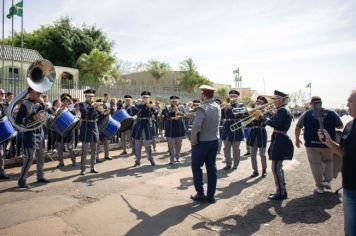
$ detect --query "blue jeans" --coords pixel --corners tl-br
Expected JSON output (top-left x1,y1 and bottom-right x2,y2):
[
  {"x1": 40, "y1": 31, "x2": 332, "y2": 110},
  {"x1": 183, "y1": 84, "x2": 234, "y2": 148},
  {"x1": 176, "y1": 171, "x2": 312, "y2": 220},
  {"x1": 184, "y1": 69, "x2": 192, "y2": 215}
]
[
  {"x1": 191, "y1": 140, "x2": 218, "y2": 197},
  {"x1": 344, "y1": 188, "x2": 356, "y2": 236}
]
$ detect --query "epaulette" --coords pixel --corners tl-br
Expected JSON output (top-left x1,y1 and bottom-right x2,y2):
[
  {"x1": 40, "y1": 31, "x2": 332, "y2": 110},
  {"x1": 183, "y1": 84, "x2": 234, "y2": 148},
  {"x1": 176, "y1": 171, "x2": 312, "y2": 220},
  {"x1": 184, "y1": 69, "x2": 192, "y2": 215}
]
[{"x1": 194, "y1": 104, "x2": 206, "y2": 112}]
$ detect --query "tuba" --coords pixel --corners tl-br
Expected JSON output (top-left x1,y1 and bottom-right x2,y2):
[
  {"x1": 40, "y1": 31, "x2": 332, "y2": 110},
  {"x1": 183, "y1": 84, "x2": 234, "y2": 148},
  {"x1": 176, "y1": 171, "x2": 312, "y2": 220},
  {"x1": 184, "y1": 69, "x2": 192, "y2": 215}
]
[{"x1": 7, "y1": 59, "x2": 56, "y2": 132}]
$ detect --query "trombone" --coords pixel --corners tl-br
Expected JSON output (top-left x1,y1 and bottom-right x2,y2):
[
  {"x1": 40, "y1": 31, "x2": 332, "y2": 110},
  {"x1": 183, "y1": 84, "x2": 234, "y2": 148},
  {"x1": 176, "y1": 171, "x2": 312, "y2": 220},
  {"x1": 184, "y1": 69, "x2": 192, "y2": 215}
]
[{"x1": 229, "y1": 95, "x2": 289, "y2": 132}]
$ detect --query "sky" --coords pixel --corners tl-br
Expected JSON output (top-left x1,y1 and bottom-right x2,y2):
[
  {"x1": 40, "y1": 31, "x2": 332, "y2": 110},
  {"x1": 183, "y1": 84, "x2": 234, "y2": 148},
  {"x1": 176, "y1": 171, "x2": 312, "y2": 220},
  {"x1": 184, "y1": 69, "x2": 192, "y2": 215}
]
[{"x1": 2, "y1": 0, "x2": 356, "y2": 108}]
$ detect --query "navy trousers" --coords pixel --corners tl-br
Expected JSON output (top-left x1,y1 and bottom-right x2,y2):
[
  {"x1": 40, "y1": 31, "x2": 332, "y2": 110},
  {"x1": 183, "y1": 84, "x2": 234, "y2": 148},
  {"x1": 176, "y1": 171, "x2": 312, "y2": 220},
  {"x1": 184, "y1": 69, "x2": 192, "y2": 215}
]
[{"x1": 191, "y1": 140, "x2": 218, "y2": 197}]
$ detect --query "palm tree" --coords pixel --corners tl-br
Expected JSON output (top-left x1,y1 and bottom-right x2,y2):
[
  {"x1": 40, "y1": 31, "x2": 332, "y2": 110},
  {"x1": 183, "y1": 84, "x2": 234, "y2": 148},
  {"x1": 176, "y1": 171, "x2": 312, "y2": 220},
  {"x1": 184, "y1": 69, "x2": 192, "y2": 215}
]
[
  {"x1": 178, "y1": 58, "x2": 212, "y2": 93},
  {"x1": 146, "y1": 60, "x2": 171, "y2": 79},
  {"x1": 77, "y1": 48, "x2": 120, "y2": 85}
]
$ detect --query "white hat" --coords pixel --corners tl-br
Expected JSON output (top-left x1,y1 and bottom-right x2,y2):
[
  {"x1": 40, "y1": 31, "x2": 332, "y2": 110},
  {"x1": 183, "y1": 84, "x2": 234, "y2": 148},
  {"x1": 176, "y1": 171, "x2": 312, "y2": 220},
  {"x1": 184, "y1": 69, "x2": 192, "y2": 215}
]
[{"x1": 199, "y1": 85, "x2": 216, "y2": 91}]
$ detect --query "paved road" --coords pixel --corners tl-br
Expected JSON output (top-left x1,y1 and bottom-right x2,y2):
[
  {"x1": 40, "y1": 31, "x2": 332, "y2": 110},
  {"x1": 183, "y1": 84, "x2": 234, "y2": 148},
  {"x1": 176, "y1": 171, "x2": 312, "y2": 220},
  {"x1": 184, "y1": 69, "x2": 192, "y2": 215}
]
[{"x1": 0, "y1": 123, "x2": 344, "y2": 236}]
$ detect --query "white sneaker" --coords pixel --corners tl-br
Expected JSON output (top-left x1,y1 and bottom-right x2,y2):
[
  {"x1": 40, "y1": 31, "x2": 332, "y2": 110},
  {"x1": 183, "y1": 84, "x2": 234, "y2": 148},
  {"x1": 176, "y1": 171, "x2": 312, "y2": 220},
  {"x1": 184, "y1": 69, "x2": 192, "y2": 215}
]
[
  {"x1": 314, "y1": 187, "x2": 324, "y2": 194},
  {"x1": 323, "y1": 182, "x2": 332, "y2": 190}
]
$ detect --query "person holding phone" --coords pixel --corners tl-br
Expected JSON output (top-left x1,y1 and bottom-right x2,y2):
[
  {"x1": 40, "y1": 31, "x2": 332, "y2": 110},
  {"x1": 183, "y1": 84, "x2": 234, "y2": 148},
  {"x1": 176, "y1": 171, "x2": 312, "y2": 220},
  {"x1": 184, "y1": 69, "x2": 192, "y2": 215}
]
[
  {"x1": 295, "y1": 96, "x2": 343, "y2": 194},
  {"x1": 317, "y1": 90, "x2": 356, "y2": 236}
]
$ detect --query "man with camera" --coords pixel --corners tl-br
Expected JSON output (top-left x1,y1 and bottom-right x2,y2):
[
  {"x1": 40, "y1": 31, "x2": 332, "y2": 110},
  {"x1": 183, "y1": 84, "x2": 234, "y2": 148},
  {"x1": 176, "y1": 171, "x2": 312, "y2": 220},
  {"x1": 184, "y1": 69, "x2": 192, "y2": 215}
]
[{"x1": 295, "y1": 96, "x2": 343, "y2": 194}]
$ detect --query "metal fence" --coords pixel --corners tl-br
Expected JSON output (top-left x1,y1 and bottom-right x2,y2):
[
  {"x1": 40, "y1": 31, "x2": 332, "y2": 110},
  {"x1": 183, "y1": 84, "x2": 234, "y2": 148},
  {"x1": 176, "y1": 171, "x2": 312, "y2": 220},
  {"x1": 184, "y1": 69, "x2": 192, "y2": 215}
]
[{"x1": 0, "y1": 77, "x2": 200, "y2": 103}]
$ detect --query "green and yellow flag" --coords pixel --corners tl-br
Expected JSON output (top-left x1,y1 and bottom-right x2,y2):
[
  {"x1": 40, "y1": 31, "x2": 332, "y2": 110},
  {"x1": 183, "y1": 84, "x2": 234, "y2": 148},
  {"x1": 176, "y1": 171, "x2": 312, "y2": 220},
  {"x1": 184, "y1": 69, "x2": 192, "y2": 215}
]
[
  {"x1": 7, "y1": 1, "x2": 23, "y2": 19},
  {"x1": 306, "y1": 82, "x2": 311, "y2": 88}
]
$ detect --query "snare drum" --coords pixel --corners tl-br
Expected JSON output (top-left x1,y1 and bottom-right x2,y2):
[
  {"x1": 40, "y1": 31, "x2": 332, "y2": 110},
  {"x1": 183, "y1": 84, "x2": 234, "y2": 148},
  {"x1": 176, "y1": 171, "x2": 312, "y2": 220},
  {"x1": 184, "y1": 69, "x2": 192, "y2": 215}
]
[
  {"x1": 51, "y1": 110, "x2": 80, "y2": 136},
  {"x1": 112, "y1": 109, "x2": 134, "y2": 132},
  {"x1": 98, "y1": 115, "x2": 121, "y2": 139},
  {"x1": 0, "y1": 116, "x2": 17, "y2": 144}
]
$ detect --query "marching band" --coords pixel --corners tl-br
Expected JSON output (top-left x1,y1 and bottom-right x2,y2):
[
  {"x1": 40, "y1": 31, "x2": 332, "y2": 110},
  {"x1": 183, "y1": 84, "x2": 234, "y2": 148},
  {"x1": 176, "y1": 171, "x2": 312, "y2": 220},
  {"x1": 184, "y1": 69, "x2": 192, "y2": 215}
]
[{"x1": 0, "y1": 59, "x2": 319, "y2": 205}]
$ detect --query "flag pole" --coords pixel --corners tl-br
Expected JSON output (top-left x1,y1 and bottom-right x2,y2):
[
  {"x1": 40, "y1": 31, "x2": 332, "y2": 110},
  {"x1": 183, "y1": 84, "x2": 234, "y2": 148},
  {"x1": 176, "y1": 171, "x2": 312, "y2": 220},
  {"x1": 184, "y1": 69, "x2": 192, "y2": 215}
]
[
  {"x1": 11, "y1": 0, "x2": 14, "y2": 94},
  {"x1": 20, "y1": 0, "x2": 23, "y2": 96},
  {"x1": 1, "y1": 0, "x2": 4, "y2": 84},
  {"x1": 309, "y1": 83, "x2": 312, "y2": 99}
]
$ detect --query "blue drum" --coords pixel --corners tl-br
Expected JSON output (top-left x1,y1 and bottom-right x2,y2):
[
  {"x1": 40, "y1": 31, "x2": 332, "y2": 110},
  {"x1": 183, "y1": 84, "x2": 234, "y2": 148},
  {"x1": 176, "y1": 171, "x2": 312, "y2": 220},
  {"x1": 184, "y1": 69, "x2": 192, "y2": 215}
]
[
  {"x1": 112, "y1": 109, "x2": 133, "y2": 132},
  {"x1": 0, "y1": 116, "x2": 17, "y2": 144},
  {"x1": 51, "y1": 110, "x2": 80, "y2": 136},
  {"x1": 243, "y1": 127, "x2": 252, "y2": 139},
  {"x1": 98, "y1": 115, "x2": 121, "y2": 139}
]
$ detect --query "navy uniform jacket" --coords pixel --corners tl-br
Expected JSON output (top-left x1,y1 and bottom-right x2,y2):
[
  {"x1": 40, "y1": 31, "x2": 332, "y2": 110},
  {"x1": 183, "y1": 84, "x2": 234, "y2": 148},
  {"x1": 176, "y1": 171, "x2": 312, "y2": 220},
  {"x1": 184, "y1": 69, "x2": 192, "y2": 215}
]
[
  {"x1": 247, "y1": 116, "x2": 267, "y2": 148},
  {"x1": 124, "y1": 104, "x2": 138, "y2": 117},
  {"x1": 79, "y1": 101, "x2": 99, "y2": 142},
  {"x1": 131, "y1": 104, "x2": 157, "y2": 140},
  {"x1": 15, "y1": 99, "x2": 45, "y2": 148},
  {"x1": 265, "y1": 105, "x2": 293, "y2": 160},
  {"x1": 162, "y1": 105, "x2": 186, "y2": 138},
  {"x1": 221, "y1": 102, "x2": 247, "y2": 142}
]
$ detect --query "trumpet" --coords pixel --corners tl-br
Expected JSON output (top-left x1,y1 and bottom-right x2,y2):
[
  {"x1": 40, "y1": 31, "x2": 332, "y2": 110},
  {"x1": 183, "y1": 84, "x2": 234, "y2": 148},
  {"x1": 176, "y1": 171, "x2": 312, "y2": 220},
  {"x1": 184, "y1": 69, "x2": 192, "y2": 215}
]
[{"x1": 230, "y1": 95, "x2": 289, "y2": 132}]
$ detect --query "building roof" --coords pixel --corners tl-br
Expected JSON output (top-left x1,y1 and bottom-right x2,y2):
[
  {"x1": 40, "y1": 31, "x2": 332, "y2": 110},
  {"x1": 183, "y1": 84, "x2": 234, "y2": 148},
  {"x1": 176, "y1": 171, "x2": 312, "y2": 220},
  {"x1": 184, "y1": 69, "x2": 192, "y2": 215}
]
[{"x1": 1, "y1": 45, "x2": 43, "y2": 63}]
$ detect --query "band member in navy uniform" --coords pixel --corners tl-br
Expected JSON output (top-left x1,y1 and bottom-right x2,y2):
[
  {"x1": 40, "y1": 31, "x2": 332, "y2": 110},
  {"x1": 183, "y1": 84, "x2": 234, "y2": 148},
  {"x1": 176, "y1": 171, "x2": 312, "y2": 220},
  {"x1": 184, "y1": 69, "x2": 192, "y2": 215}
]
[
  {"x1": 47, "y1": 99, "x2": 61, "y2": 152},
  {"x1": 16, "y1": 88, "x2": 49, "y2": 188},
  {"x1": 79, "y1": 89, "x2": 100, "y2": 175},
  {"x1": 120, "y1": 95, "x2": 138, "y2": 156},
  {"x1": 221, "y1": 89, "x2": 247, "y2": 170},
  {"x1": 248, "y1": 96, "x2": 268, "y2": 178},
  {"x1": 255, "y1": 90, "x2": 293, "y2": 200},
  {"x1": 56, "y1": 95, "x2": 77, "y2": 168},
  {"x1": 131, "y1": 91, "x2": 157, "y2": 167},
  {"x1": 162, "y1": 96, "x2": 186, "y2": 165},
  {"x1": 190, "y1": 85, "x2": 221, "y2": 203},
  {"x1": 95, "y1": 98, "x2": 112, "y2": 163},
  {"x1": 0, "y1": 89, "x2": 10, "y2": 179}
]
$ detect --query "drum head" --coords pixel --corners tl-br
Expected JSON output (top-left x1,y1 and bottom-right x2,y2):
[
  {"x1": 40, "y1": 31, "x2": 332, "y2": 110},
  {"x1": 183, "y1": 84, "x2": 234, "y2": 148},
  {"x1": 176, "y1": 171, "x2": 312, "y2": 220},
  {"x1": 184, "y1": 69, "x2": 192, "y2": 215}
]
[
  {"x1": 119, "y1": 118, "x2": 134, "y2": 132},
  {"x1": 98, "y1": 115, "x2": 110, "y2": 132}
]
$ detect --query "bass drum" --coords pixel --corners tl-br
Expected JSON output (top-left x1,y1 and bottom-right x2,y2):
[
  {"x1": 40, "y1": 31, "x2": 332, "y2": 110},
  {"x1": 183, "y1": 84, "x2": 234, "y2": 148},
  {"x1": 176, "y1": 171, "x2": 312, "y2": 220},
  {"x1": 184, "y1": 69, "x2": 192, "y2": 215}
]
[
  {"x1": 51, "y1": 110, "x2": 80, "y2": 136},
  {"x1": 112, "y1": 109, "x2": 133, "y2": 132},
  {"x1": 0, "y1": 116, "x2": 17, "y2": 144},
  {"x1": 98, "y1": 115, "x2": 121, "y2": 140}
]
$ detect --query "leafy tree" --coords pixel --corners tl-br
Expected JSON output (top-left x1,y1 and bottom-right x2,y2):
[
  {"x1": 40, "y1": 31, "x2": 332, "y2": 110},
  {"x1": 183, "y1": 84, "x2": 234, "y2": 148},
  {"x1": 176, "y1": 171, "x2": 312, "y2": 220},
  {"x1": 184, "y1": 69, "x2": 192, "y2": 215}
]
[
  {"x1": 217, "y1": 87, "x2": 228, "y2": 97},
  {"x1": 178, "y1": 58, "x2": 211, "y2": 93},
  {"x1": 2, "y1": 17, "x2": 113, "y2": 68},
  {"x1": 77, "y1": 48, "x2": 120, "y2": 85},
  {"x1": 146, "y1": 60, "x2": 171, "y2": 79}
]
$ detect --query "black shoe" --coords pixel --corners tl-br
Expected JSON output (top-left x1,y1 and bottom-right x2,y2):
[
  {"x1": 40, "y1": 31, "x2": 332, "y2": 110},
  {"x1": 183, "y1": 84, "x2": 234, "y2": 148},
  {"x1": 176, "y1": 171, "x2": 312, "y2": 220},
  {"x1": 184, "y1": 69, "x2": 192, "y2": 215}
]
[
  {"x1": 250, "y1": 171, "x2": 259, "y2": 178},
  {"x1": 18, "y1": 180, "x2": 30, "y2": 188},
  {"x1": 205, "y1": 196, "x2": 216, "y2": 204},
  {"x1": 95, "y1": 159, "x2": 102, "y2": 163},
  {"x1": 223, "y1": 165, "x2": 231, "y2": 170},
  {"x1": 80, "y1": 171, "x2": 86, "y2": 175},
  {"x1": 56, "y1": 163, "x2": 65, "y2": 168},
  {"x1": 120, "y1": 151, "x2": 128, "y2": 156},
  {"x1": 232, "y1": 165, "x2": 238, "y2": 170},
  {"x1": 262, "y1": 169, "x2": 267, "y2": 178},
  {"x1": 133, "y1": 162, "x2": 141, "y2": 167},
  {"x1": 175, "y1": 158, "x2": 180, "y2": 162},
  {"x1": 150, "y1": 160, "x2": 156, "y2": 166},
  {"x1": 104, "y1": 156, "x2": 112, "y2": 161},
  {"x1": 190, "y1": 194, "x2": 205, "y2": 202},
  {"x1": 0, "y1": 173, "x2": 10, "y2": 179},
  {"x1": 268, "y1": 193, "x2": 287, "y2": 200},
  {"x1": 243, "y1": 152, "x2": 251, "y2": 156},
  {"x1": 168, "y1": 162, "x2": 174, "y2": 166},
  {"x1": 90, "y1": 168, "x2": 99, "y2": 173},
  {"x1": 37, "y1": 178, "x2": 50, "y2": 183}
]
